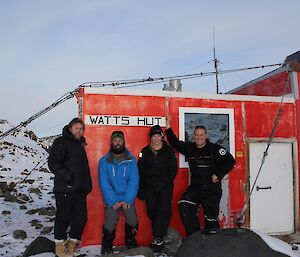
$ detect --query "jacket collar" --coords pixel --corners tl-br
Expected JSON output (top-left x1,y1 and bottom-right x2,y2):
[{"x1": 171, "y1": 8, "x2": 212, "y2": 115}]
[{"x1": 106, "y1": 149, "x2": 132, "y2": 164}]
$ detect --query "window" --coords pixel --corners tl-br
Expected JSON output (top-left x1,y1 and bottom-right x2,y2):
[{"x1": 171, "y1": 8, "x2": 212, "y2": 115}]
[{"x1": 179, "y1": 107, "x2": 235, "y2": 168}]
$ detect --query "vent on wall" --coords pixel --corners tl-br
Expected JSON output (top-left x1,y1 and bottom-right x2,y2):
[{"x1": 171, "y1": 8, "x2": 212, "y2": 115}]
[{"x1": 163, "y1": 79, "x2": 182, "y2": 91}]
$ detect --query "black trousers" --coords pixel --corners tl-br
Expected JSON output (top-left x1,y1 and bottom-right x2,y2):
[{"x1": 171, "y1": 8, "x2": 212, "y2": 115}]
[
  {"x1": 144, "y1": 185, "x2": 173, "y2": 238},
  {"x1": 178, "y1": 185, "x2": 222, "y2": 235},
  {"x1": 54, "y1": 191, "x2": 87, "y2": 240}
]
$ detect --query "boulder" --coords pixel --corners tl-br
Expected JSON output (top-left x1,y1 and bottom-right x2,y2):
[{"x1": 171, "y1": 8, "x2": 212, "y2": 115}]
[
  {"x1": 175, "y1": 228, "x2": 289, "y2": 257},
  {"x1": 40, "y1": 227, "x2": 53, "y2": 235},
  {"x1": 164, "y1": 227, "x2": 183, "y2": 256},
  {"x1": 38, "y1": 206, "x2": 55, "y2": 216},
  {"x1": 13, "y1": 229, "x2": 27, "y2": 240},
  {"x1": 22, "y1": 236, "x2": 55, "y2": 257}
]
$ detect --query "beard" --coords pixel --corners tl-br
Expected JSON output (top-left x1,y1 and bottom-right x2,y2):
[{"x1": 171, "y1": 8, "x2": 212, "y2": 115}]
[{"x1": 111, "y1": 144, "x2": 126, "y2": 154}]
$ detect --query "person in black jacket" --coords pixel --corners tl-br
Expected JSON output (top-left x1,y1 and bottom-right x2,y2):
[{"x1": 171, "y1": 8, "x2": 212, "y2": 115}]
[
  {"x1": 48, "y1": 118, "x2": 92, "y2": 257},
  {"x1": 138, "y1": 125, "x2": 178, "y2": 253},
  {"x1": 165, "y1": 117, "x2": 235, "y2": 236}
]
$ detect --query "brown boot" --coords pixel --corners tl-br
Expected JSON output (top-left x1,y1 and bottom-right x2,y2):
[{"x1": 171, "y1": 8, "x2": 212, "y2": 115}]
[
  {"x1": 67, "y1": 238, "x2": 81, "y2": 256},
  {"x1": 55, "y1": 240, "x2": 70, "y2": 257}
]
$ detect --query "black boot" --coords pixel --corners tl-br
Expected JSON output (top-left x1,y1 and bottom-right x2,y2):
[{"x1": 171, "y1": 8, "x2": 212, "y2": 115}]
[
  {"x1": 125, "y1": 223, "x2": 138, "y2": 249},
  {"x1": 101, "y1": 227, "x2": 115, "y2": 255},
  {"x1": 204, "y1": 217, "x2": 220, "y2": 234},
  {"x1": 150, "y1": 237, "x2": 164, "y2": 253}
]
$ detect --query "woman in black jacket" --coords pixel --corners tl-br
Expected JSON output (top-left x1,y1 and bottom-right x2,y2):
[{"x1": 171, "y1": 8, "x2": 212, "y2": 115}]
[{"x1": 138, "y1": 125, "x2": 178, "y2": 253}]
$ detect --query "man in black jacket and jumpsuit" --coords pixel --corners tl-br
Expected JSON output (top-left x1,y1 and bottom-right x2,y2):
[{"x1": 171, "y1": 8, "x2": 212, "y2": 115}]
[{"x1": 165, "y1": 118, "x2": 235, "y2": 236}]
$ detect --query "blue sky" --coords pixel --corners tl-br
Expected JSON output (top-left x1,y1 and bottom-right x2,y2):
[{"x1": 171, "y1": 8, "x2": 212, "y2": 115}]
[{"x1": 1, "y1": 0, "x2": 300, "y2": 136}]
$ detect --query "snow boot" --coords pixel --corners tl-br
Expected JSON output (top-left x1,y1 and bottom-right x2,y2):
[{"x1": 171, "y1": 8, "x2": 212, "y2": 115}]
[
  {"x1": 67, "y1": 238, "x2": 80, "y2": 256},
  {"x1": 55, "y1": 239, "x2": 71, "y2": 257},
  {"x1": 101, "y1": 227, "x2": 115, "y2": 255},
  {"x1": 125, "y1": 223, "x2": 138, "y2": 249}
]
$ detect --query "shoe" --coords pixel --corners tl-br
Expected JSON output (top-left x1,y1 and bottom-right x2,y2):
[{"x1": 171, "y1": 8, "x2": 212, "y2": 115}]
[
  {"x1": 125, "y1": 223, "x2": 138, "y2": 249},
  {"x1": 101, "y1": 247, "x2": 113, "y2": 255},
  {"x1": 55, "y1": 240, "x2": 71, "y2": 257},
  {"x1": 67, "y1": 238, "x2": 80, "y2": 256},
  {"x1": 101, "y1": 227, "x2": 115, "y2": 255},
  {"x1": 150, "y1": 237, "x2": 164, "y2": 253}
]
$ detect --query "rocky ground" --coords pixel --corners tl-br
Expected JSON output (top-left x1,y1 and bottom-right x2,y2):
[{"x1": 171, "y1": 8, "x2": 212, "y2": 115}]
[{"x1": 0, "y1": 119, "x2": 56, "y2": 257}]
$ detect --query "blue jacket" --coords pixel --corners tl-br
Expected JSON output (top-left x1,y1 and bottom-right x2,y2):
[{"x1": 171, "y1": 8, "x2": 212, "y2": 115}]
[{"x1": 98, "y1": 149, "x2": 139, "y2": 206}]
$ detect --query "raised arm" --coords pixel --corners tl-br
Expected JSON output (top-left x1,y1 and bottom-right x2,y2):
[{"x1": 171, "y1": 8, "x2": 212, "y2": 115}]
[
  {"x1": 165, "y1": 127, "x2": 190, "y2": 155},
  {"x1": 165, "y1": 114, "x2": 190, "y2": 155}
]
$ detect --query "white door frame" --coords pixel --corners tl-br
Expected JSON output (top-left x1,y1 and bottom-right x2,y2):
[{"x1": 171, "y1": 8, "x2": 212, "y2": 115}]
[{"x1": 246, "y1": 137, "x2": 299, "y2": 234}]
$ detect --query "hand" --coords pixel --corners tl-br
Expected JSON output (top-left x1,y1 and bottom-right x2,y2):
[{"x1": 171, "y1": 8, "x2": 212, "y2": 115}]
[
  {"x1": 166, "y1": 114, "x2": 171, "y2": 129},
  {"x1": 120, "y1": 202, "x2": 130, "y2": 210},
  {"x1": 113, "y1": 202, "x2": 121, "y2": 210},
  {"x1": 212, "y1": 174, "x2": 219, "y2": 183}
]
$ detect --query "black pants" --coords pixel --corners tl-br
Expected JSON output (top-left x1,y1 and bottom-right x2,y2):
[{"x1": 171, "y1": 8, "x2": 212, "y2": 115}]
[
  {"x1": 54, "y1": 191, "x2": 87, "y2": 240},
  {"x1": 144, "y1": 185, "x2": 173, "y2": 238},
  {"x1": 178, "y1": 186, "x2": 222, "y2": 235}
]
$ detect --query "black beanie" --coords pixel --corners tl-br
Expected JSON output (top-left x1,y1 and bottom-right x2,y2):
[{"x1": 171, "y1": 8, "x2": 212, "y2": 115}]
[{"x1": 149, "y1": 125, "x2": 164, "y2": 139}]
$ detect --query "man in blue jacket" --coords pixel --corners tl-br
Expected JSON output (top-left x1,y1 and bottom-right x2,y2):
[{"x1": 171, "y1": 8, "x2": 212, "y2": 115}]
[{"x1": 98, "y1": 131, "x2": 139, "y2": 255}]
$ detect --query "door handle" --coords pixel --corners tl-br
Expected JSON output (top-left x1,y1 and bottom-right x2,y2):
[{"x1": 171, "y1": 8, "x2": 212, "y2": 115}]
[{"x1": 256, "y1": 186, "x2": 272, "y2": 191}]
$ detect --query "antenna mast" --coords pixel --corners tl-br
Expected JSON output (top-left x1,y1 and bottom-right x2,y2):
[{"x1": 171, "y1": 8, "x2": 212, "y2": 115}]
[{"x1": 213, "y1": 26, "x2": 220, "y2": 94}]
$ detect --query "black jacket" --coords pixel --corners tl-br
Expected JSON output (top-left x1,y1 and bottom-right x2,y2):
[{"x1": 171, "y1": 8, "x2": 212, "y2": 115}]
[
  {"x1": 48, "y1": 125, "x2": 92, "y2": 193},
  {"x1": 165, "y1": 128, "x2": 235, "y2": 189},
  {"x1": 138, "y1": 141, "x2": 178, "y2": 195}
]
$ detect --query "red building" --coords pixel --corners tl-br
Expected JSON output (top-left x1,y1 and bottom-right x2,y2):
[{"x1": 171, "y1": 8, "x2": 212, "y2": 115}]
[{"x1": 77, "y1": 51, "x2": 300, "y2": 247}]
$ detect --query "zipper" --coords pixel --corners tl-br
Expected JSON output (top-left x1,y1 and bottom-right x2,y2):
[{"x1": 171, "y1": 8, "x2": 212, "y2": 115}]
[
  {"x1": 119, "y1": 159, "x2": 133, "y2": 165},
  {"x1": 112, "y1": 159, "x2": 132, "y2": 177}
]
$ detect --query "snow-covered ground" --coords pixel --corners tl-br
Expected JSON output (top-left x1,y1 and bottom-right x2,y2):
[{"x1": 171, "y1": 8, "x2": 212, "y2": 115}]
[
  {"x1": 252, "y1": 229, "x2": 300, "y2": 257},
  {"x1": 0, "y1": 119, "x2": 55, "y2": 257}
]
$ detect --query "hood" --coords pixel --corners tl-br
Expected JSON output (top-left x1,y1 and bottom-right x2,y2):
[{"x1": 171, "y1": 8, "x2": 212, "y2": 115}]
[
  {"x1": 62, "y1": 125, "x2": 86, "y2": 144},
  {"x1": 106, "y1": 148, "x2": 134, "y2": 164}
]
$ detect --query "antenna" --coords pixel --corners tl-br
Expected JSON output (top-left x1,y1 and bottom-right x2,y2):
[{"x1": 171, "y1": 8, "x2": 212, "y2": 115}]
[{"x1": 213, "y1": 26, "x2": 220, "y2": 94}]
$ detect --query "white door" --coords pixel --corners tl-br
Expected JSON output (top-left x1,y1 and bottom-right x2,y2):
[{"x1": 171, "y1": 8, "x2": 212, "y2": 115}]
[{"x1": 249, "y1": 142, "x2": 295, "y2": 234}]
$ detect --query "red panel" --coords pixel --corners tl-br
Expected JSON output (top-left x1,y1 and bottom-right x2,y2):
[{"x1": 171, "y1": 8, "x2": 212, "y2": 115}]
[
  {"x1": 244, "y1": 102, "x2": 296, "y2": 138},
  {"x1": 232, "y1": 72, "x2": 292, "y2": 96}
]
